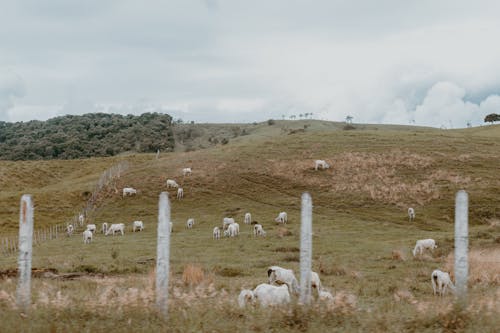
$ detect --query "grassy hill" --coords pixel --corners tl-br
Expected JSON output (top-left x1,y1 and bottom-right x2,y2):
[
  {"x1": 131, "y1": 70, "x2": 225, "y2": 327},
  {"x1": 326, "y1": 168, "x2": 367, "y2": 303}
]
[{"x1": 0, "y1": 121, "x2": 499, "y2": 332}]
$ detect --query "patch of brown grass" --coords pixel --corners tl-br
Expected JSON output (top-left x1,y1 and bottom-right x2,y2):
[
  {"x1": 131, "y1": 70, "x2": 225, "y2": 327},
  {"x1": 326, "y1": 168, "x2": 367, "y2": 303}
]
[
  {"x1": 182, "y1": 264, "x2": 205, "y2": 286},
  {"x1": 329, "y1": 290, "x2": 357, "y2": 313},
  {"x1": 265, "y1": 149, "x2": 471, "y2": 206},
  {"x1": 444, "y1": 248, "x2": 500, "y2": 285},
  {"x1": 393, "y1": 289, "x2": 417, "y2": 304},
  {"x1": 276, "y1": 227, "x2": 292, "y2": 238},
  {"x1": 391, "y1": 249, "x2": 406, "y2": 261}
]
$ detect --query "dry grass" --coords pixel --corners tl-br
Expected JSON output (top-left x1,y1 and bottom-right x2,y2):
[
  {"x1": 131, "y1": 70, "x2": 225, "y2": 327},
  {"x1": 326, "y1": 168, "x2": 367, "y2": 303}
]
[
  {"x1": 391, "y1": 249, "x2": 406, "y2": 261},
  {"x1": 276, "y1": 227, "x2": 292, "y2": 238},
  {"x1": 182, "y1": 264, "x2": 205, "y2": 286},
  {"x1": 445, "y1": 248, "x2": 500, "y2": 285}
]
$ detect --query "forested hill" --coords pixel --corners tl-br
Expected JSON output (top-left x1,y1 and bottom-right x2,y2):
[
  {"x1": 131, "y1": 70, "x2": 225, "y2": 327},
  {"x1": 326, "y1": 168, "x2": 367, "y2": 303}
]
[{"x1": 0, "y1": 112, "x2": 174, "y2": 160}]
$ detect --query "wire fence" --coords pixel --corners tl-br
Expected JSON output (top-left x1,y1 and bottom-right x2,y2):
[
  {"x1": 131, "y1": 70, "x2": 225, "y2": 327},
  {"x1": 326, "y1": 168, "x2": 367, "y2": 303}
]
[{"x1": 1, "y1": 161, "x2": 129, "y2": 257}]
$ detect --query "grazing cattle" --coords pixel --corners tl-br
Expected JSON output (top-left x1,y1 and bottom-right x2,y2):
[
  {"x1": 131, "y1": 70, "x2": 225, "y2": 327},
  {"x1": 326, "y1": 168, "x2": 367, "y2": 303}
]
[
  {"x1": 102, "y1": 222, "x2": 108, "y2": 234},
  {"x1": 311, "y1": 271, "x2": 323, "y2": 295},
  {"x1": 431, "y1": 269, "x2": 455, "y2": 296},
  {"x1": 268, "y1": 266, "x2": 300, "y2": 295},
  {"x1": 253, "y1": 283, "x2": 291, "y2": 307},
  {"x1": 233, "y1": 222, "x2": 240, "y2": 235},
  {"x1": 238, "y1": 289, "x2": 255, "y2": 308},
  {"x1": 122, "y1": 187, "x2": 137, "y2": 197},
  {"x1": 408, "y1": 207, "x2": 415, "y2": 222},
  {"x1": 186, "y1": 218, "x2": 194, "y2": 229},
  {"x1": 133, "y1": 221, "x2": 144, "y2": 232},
  {"x1": 177, "y1": 188, "x2": 184, "y2": 200},
  {"x1": 182, "y1": 167, "x2": 192, "y2": 176},
  {"x1": 222, "y1": 217, "x2": 235, "y2": 230},
  {"x1": 274, "y1": 212, "x2": 288, "y2": 224},
  {"x1": 66, "y1": 224, "x2": 74, "y2": 236},
  {"x1": 86, "y1": 224, "x2": 97, "y2": 233},
  {"x1": 78, "y1": 213, "x2": 85, "y2": 226},
  {"x1": 244, "y1": 212, "x2": 252, "y2": 224},
  {"x1": 83, "y1": 230, "x2": 93, "y2": 244},
  {"x1": 314, "y1": 159, "x2": 330, "y2": 170},
  {"x1": 253, "y1": 224, "x2": 266, "y2": 237},
  {"x1": 318, "y1": 290, "x2": 334, "y2": 302},
  {"x1": 213, "y1": 226, "x2": 221, "y2": 240},
  {"x1": 413, "y1": 239, "x2": 437, "y2": 257},
  {"x1": 224, "y1": 223, "x2": 238, "y2": 237},
  {"x1": 106, "y1": 223, "x2": 125, "y2": 236},
  {"x1": 166, "y1": 179, "x2": 179, "y2": 188}
]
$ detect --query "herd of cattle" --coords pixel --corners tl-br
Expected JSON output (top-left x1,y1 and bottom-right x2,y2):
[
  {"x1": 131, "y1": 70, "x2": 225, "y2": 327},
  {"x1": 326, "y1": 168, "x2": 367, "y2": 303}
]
[{"x1": 66, "y1": 160, "x2": 455, "y2": 307}]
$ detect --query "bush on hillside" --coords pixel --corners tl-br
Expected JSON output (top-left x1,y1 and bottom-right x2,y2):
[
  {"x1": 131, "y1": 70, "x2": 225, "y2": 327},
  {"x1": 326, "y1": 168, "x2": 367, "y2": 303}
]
[{"x1": 0, "y1": 112, "x2": 175, "y2": 160}]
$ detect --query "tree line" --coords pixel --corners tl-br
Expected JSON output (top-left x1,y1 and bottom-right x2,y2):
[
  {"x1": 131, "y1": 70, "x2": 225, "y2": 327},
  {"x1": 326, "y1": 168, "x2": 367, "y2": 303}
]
[{"x1": 0, "y1": 112, "x2": 175, "y2": 160}]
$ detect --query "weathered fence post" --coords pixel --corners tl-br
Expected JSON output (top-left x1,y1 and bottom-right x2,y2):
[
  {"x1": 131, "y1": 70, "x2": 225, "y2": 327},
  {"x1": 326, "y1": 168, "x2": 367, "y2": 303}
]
[
  {"x1": 156, "y1": 149, "x2": 160, "y2": 159},
  {"x1": 156, "y1": 192, "x2": 171, "y2": 318},
  {"x1": 299, "y1": 192, "x2": 313, "y2": 305},
  {"x1": 454, "y1": 190, "x2": 468, "y2": 305},
  {"x1": 16, "y1": 195, "x2": 34, "y2": 312}
]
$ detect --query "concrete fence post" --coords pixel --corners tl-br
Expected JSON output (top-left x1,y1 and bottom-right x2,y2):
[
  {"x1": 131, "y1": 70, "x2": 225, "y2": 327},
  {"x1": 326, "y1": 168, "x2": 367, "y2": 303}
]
[
  {"x1": 299, "y1": 192, "x2": 313, "y2": 305},
  {"x1": 16, "y1": 195, "x2": 34, "y2": 312},
  {"x1": 156, "y1": 192, "x2": 171, "y2": 318},
  {"x1": 454, "y1": 190, "x2": 468, "y2": 305}
]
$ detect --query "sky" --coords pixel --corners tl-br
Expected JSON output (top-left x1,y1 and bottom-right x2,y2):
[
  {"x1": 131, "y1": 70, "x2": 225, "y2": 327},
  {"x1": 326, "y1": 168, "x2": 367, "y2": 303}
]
[{"x1": 1, "y1": 0, "x2": 500, "y2": 128}]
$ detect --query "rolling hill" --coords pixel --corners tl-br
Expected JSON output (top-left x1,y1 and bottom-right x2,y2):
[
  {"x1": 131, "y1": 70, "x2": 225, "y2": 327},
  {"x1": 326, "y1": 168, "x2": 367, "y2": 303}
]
[{"x1": 0, "y1": 120, "x2": 498, "y2": 332}]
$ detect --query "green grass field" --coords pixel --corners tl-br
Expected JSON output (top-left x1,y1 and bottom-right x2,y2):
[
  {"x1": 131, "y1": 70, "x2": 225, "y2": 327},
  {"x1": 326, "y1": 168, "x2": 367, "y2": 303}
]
[{"x1": 1, "y1": 121, "x2": 499, "y2": 332}]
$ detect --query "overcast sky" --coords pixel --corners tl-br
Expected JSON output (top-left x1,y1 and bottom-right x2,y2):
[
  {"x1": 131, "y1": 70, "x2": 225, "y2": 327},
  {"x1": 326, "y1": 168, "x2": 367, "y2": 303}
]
[{"x1": 1, "y1": 0, "x2": 500, "y2": 127}]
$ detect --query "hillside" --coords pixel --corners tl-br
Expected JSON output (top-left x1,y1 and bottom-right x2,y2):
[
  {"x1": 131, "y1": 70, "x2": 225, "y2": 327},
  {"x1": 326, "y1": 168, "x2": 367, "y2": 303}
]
[{"x1": 0, "y1": 121, "x2": 499, "y2": 332}]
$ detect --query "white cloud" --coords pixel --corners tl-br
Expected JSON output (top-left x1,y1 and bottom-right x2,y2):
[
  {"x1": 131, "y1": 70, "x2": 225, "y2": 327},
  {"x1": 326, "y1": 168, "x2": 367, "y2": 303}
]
[
  {"x1": 413, "y1": 82, "x2": 495, "y2": 128},
  {"x1": 1, "y1": 1, "x2": 500, "y2": 126}
]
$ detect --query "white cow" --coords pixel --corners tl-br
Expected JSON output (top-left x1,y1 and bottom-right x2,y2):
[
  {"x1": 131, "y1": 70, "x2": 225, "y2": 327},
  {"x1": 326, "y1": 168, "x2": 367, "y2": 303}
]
[
  {"x1": 78, "y1": 213, "x2": 85, "y2": 226},
  {"x1": 86, "y1": 224, "x2": 97, "y2": 233},
  {"x1": 244, "y1": 212, "x2": 252, "y2": 224},
  {"x1": 166, "y1": 179, "x2": 179, "y2": 188},
  {"x1": 66, "y1": 224, "x2": 74, "y2": 236},
  {"x1": 311, "y1": 271, "x2": 323, "y2": 295},
  {"x1": 122, "y1": 187, "x2": 137, "y2": 197},
  {"x1": 83, "y1": 230, "x2": 93, "y2": 244},
  {"x1": 238, "y1": 289, "x2": 255, "y2": 308},
  {"x1": 318, "y1": 289, "x2": 334, "y2": 302},
  {"x1": 413, "y1": 239, "x2": 437, "y2": 257},
  {"x1": 186, "y1": 218, "x2": 194, "y2": 229},
  {"x1": 222, "y1": 217, "x2": 235, "y2": 230},
  {"x1": 106, "y1": 223, "x2": 125, "y2": 236},
  {"x1": 431, "y1": 269, "x2": 455, "y2": 296},
  {"x1": 408, "y1": 207, "x2": 415, "y2": 222},
  {"x1": 253, "y1": 283, "x2": 291, "y2": 307},
  {"x1": 182, "y1": 167, "x2": 192, "y2": 176},
  {"x1": 233, "y1": 222, "x2": 240, "y2": 235},
  {"x1": 102, "y1": 222, "x2": 108, "y2": 234},
  {"x1": 224, "y1": 223, "x2": 238, "y2": 237},
  {"x1": 274, "y1": 212, "x2": 288, "y2": 224},
  {"x1": 213, "y1": 226, "x2": 221, "y2": 240},
  {"x1": 133, "y1": 221, "x2": 144, "y2": 232},
  {"x1": 253, "y1": 224, "x2": 266, "y2": 237},
  {"x1": 314, "y1": 159, "x2": 330, "y2": 170},
  {"x1": 177, "y1": 187, "x2": 184, "y2": 200},
  {"x1": 268, "y1": 266, "x2": 300, "y2": 295}
]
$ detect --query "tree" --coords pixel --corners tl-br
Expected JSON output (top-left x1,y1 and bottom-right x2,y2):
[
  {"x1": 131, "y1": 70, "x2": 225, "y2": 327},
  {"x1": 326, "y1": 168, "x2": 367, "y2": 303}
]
[{"x1": 484, "y1": 113, "x2": 500, "y2": 123}]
